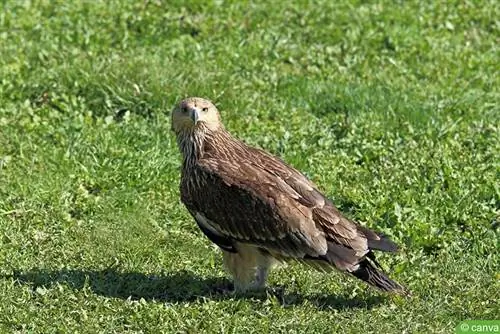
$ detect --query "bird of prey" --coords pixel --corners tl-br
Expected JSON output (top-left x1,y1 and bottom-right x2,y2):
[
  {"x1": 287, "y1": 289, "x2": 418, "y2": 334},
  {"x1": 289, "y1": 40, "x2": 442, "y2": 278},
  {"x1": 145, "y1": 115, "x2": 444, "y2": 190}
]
[{"x1": 171, "y1": 97, "x2": 408, "y2": 295}]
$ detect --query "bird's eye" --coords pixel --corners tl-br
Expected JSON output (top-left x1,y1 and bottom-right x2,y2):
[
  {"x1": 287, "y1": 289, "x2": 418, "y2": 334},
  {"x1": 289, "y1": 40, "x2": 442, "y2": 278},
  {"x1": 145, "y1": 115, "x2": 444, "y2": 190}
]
[{"x1": 202, "y1": 107, "x2": 208, "y2": 112}]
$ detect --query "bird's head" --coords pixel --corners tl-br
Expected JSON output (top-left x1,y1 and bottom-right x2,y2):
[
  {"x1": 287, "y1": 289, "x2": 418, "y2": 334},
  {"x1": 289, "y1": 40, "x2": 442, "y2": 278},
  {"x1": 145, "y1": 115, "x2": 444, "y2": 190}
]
[{"x1": 171, "y1": 97, "x2": 222, "y2": 135}]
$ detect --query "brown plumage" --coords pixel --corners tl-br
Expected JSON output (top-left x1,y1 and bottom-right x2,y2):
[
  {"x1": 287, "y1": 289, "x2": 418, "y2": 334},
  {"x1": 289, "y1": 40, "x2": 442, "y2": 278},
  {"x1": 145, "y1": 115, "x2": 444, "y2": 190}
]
[{"x1": 171, "y1": 97, "x2": 408, "y2": 295}]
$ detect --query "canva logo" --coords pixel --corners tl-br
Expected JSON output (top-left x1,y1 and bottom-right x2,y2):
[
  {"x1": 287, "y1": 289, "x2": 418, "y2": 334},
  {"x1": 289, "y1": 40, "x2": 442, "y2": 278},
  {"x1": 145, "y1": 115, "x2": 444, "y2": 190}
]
[{"x1": 456, "y1": 320, "x2": 500, "y2": 334}]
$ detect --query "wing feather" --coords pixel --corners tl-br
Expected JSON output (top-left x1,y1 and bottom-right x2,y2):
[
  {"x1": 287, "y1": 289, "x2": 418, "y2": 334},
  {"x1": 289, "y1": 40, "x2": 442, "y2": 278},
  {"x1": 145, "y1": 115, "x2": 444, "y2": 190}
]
[{"x1": 181, "y1": 142, "x2": 390, "y2": 268}]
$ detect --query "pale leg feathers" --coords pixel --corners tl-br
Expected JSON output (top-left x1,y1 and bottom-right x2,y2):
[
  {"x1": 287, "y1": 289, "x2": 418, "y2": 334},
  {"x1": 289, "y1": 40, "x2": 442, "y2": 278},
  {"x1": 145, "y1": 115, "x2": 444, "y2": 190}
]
[
  {"x1": 222, "y1": 243, "x2": 277, "y2": 293},
  {"x1": 254, "y1": 255, "x2": 275, "y2": 289}
]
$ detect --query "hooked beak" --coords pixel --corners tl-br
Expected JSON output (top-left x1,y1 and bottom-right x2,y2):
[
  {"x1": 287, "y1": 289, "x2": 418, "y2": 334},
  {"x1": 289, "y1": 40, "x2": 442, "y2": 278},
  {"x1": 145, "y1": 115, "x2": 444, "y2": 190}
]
[{"x1": 189, "y1": 108, "x2": 199, "y2": 124}]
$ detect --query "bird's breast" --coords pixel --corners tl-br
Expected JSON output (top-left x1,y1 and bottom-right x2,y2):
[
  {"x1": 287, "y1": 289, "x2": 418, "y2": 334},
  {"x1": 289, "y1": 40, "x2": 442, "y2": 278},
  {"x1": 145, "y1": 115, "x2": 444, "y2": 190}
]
[{"x1": 180, "y1": 165, "x2": 206, "y2": 204}]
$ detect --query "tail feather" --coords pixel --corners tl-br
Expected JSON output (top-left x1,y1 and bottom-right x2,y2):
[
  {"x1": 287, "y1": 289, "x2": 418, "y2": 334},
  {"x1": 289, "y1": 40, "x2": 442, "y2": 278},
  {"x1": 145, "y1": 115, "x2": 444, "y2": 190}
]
[
  {"x1": 351, "y1": 258, "x2": 409, "y2": 295},
  {"x1": 357, "y1": 225, "x2": 399, "y2": 252}
]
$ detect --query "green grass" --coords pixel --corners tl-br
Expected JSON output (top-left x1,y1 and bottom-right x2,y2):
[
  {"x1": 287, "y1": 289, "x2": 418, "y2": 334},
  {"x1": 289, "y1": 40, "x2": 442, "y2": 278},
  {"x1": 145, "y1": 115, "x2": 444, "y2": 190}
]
[{"x1": 0, "y1": 0, "x2": 498, "y2": 332}]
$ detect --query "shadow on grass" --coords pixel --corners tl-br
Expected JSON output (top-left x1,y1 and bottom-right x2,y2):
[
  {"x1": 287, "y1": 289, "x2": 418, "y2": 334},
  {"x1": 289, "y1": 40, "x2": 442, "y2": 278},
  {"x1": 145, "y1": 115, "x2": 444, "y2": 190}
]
[{"x1": 5, "y1": 268, "x2": 385, "y2": 310}]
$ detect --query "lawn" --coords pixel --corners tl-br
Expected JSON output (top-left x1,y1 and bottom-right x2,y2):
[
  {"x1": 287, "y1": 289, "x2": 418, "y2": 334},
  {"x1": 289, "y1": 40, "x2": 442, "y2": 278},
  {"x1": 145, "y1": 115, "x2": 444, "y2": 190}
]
[{"x1": 0, "y1": 1, "x2": 498, "y2": 333}]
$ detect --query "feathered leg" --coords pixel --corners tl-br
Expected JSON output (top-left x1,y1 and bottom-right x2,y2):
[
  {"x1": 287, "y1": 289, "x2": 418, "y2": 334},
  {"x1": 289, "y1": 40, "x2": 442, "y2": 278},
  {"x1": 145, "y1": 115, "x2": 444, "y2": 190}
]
[
  {"x1": 254, "y1": 251, "x2": 277, "y2": 289},
  {"x1": 222, "y1": 245, "x2": 258, "y2": 293},
  {"x1": 222, "y1": 244, "x2": 280, "y2": 293},
  {"x1": 254, "y1": 266, "x2": 270, "y2": 289}
]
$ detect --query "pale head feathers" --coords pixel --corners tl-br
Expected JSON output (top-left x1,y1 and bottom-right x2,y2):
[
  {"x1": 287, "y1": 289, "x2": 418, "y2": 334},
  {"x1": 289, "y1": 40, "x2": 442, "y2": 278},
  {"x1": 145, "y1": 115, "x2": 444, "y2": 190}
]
[
  {"x1": 171, "y1": 97, "x2": 225, "y2": 166},
  {"x1": 171, "y1": 97, "x2": 222, "y2": 135}
]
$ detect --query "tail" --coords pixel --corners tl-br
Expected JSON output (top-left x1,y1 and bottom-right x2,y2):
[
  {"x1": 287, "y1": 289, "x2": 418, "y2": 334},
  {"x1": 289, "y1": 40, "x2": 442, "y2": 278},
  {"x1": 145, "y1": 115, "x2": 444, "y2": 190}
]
[{"x1": 351, "y1": 257, "x2": 410, "y2": 295}]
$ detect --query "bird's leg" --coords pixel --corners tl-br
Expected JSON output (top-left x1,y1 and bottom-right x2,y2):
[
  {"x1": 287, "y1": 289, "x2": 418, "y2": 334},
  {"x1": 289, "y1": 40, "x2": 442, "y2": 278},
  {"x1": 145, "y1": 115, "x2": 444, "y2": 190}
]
[
  {"x1": 221, "y1": 246, "x2": 258, "y2": 294},
  {"x1": 254, "y1": 266, "x2": 270, "y2": 289},
  {"x1": 252, "y1": 251, "x2": 276, "y2": 290}
]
